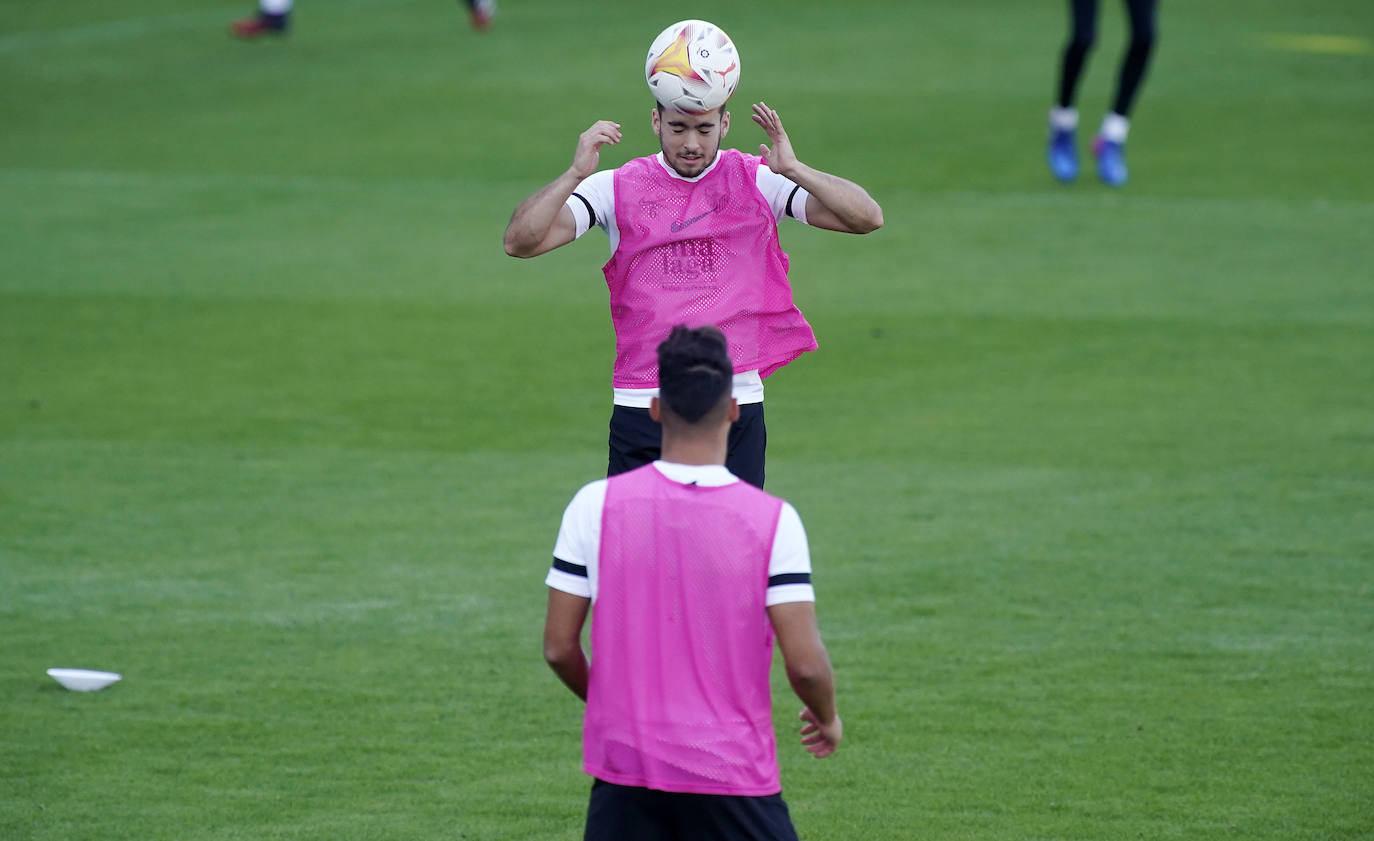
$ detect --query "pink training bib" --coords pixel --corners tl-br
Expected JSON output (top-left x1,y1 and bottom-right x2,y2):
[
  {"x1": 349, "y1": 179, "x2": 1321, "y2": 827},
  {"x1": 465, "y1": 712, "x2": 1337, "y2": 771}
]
[
  {"x1": 584, "y1": 465, "x2": 786, "y2": 795},
  {"x1": 604, "y1": 150, "x2": 818, "y2": 389}
]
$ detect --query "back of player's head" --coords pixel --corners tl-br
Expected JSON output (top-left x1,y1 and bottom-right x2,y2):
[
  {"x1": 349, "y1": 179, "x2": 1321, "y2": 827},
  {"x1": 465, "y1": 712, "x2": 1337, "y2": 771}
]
[{"x1": 657, "y1": 324, "x2": 733, "y2": 424}]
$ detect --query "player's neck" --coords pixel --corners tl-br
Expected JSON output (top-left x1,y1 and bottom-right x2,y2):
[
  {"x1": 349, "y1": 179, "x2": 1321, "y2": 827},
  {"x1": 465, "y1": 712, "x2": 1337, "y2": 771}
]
[{"x1": 659, "y1": 434, "x2": 728, "y2": 468}]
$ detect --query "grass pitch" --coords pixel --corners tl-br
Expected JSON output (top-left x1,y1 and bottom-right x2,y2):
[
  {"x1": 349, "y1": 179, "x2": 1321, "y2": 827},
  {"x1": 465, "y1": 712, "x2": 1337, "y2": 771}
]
[{"x1": 2, "y1": 1, "x2": 1372, "y2": 839}]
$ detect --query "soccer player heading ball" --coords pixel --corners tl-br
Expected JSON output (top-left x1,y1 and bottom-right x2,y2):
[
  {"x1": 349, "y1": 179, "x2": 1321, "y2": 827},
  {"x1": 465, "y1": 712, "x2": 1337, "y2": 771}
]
[{"x1": 504, "y1": 19, "x2": 883, "y2": 489}]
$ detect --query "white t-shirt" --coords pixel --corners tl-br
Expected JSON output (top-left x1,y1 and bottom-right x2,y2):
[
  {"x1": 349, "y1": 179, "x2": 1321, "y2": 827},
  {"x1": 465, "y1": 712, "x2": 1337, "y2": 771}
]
[
  {"x1": 566, "y1": 152, "x2": 813, "y2": 408},
  {"x1": 546, "y1": 461, "x2": 816, "y2": 607}
]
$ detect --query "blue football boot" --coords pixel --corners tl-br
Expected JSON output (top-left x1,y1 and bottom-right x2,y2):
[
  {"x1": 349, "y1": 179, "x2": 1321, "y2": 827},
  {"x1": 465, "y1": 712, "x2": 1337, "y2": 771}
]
[
  {"x1": 1093, "y1": 135, "x2": 1128, "y2": 187},
  {"x1": 1047, "y1": 128, "x2": 1078, "y2": 183}
]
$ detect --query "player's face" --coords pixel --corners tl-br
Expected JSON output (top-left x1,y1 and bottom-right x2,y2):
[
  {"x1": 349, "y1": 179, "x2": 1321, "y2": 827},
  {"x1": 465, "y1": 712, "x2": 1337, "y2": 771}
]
[{"x1": 652, "y1": 106, "x2": 730, "y2": 178}]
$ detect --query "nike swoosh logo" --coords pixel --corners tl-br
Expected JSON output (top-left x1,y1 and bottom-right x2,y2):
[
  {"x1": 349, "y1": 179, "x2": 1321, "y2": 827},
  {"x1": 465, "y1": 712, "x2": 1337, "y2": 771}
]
[{"x1": 670, "y1": 208, "x2": 716, "y2": 233}]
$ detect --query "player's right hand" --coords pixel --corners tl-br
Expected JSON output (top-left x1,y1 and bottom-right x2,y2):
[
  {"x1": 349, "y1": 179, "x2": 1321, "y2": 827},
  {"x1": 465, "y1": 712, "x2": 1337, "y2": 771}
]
[
  {"x1": 799, "y1": 707, "x2": 842, "y2": 757},
  {"x1": 572, "y1": 120, "x2": 622, "y2": 179}
]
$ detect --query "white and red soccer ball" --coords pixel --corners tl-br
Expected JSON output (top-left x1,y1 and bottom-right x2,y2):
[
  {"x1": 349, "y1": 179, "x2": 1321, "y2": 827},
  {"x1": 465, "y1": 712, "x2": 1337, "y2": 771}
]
[{"x1": 645, "y1": 20, "x2": 741, "y2": 114}]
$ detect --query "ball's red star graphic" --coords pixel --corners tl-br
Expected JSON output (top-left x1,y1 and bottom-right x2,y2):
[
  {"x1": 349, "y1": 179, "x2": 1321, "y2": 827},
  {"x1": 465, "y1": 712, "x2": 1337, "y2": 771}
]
[{"x1": 650, "y1": 27, "x2": 706, "y2": 83}]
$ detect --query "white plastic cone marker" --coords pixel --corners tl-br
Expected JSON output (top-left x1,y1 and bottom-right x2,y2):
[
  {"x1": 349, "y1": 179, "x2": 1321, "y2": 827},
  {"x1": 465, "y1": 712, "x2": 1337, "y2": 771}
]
[{"x1": 47, "y1": 668, "x2": 122, "y2": 692}]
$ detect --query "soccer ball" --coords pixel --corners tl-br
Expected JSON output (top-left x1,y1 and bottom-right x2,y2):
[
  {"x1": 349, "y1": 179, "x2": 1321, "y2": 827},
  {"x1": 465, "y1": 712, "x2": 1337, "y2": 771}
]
[{"x1": 644, "y1": 20, "x2": 741, "y2": 114}]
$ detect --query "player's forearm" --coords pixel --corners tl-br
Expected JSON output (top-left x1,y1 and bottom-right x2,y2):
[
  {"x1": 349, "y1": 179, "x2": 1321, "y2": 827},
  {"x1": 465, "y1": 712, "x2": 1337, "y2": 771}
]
[
  {"x1": 786, "y1": 653, "x2": 838, "y2": 725},
  {"x1": 503, "y1": 169, "x2": 581, "y2": 257},
  {"x1": 786, "y1": 163, "x2": 884, "y2": 234},
  {"x1": 544, "y1": 643, "x2": 590, "y2": 701}
]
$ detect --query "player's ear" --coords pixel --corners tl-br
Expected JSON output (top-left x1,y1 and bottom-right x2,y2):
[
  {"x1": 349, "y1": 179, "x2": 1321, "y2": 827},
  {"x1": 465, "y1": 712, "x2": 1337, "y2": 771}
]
[
  {"x1": 651, "y1": 107, "x2": 661, "y2": 138},
  {"x1": 649, "y1": 396, "x2": 663, "y2": 423},
  {"x1": 727, "y1": 397, "x2": 740, "y2": 423},
  {"x1": 720, "y1": 109, "x2": 730, "y2": 137}
]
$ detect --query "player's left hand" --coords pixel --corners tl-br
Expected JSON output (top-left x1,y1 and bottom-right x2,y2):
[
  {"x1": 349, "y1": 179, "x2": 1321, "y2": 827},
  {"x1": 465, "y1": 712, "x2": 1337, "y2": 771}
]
[{"x1": 752, "y1": 102, "x2": 798, "y2": 177}]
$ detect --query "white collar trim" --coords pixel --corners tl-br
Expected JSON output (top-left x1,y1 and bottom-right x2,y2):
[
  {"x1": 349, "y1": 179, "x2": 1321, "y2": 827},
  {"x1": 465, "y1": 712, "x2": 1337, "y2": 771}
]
[
  {"x1": 652, "y1": 461, "x2": 739, "y2": 486},
  {"x1": 655, "y1": 151, "x2": 721, "y2": 183}
]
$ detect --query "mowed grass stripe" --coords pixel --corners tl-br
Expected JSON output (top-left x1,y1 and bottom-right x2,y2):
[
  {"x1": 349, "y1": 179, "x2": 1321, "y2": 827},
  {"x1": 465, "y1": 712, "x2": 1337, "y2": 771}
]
[
  {"x1": 5, "y1": 290, "x2": 1369, "y2": 466},
  {"x1": 0, "y1": 0, "x2": 418, "y2": 54},
  {"x1": 8, "y1": 167, "x2": 1374, "y2": 214}
]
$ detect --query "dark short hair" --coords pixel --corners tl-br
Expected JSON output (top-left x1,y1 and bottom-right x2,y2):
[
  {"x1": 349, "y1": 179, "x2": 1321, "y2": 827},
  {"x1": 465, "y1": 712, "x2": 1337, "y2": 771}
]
[
  {"x1": 654, "y1": 101, "x2": 725, "y2": 120},
  {"x1": 657, "y1": 325, "x2": 733, "y2": 423}
]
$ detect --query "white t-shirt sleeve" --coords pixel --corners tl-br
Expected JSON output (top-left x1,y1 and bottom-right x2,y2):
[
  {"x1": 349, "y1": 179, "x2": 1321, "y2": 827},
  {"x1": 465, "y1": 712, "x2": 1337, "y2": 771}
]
[
  {"x1": 564, "y1": 170, "x2": 616, "y2": 239},
  {"x1": 755, "y1": 166, "x2": 811, "y2": 227},
  {"x1": 766, "y1": 501, "x2": 815, "y2": 606},
  {"x1": 546, "y1": 474, "x2": 811, "y2": 605},
  {"x1": 546, "y1": 479, "x2": 607, "y2": 598}
]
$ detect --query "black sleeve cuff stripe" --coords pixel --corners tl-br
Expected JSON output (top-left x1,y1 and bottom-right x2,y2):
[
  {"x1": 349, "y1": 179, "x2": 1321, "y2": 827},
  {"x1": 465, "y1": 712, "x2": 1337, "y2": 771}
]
[
  {"x1": 552, "y1": 557, "x2": 588, "y2": 577},
  {"x1": 784, "y1": 185, "x2": 801, "y2": 219},
  {"x1": 768, "y1": 572, "x2": 811, "y2": 587},
  {"x1": 572, "y1": 192, "x2": 597, "y2": 229}
]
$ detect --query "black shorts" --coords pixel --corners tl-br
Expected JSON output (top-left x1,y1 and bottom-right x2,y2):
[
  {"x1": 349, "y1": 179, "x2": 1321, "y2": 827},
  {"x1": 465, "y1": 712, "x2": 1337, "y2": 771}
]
[
  {"x1": 583, "y1": 779, "x2": 800, "y2": 841},
  {"x1": 607, "y1": 403, "x2": 767, "y2": 489}
]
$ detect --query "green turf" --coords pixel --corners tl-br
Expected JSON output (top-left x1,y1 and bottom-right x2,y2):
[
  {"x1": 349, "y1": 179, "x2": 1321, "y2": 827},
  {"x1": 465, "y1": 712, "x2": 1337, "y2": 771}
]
[{"x1": 3, "y1": 1, "x2": 1372, "y2": 839}]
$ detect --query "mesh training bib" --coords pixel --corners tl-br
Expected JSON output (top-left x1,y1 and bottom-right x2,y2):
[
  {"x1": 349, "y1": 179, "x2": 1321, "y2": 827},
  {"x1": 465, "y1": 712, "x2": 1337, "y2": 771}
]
[
  {"x1": 584, "y1": 464, "x2": 786, "y2": 795},
  {"x1": 604, "y1": 150, "x2": 818, "y2": 389}
]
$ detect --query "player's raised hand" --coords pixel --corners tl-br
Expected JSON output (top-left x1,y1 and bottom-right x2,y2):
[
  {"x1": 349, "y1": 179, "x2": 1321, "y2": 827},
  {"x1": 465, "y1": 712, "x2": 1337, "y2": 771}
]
[
  {"x1": 752, "y1": 102, "x2": 798, "y2": 177},
  {"x1": 799, "y1": 707, "x2": 842, "y2": 758},
  {"x1": 572, "y1": 120, "x2": 622, "y2": 179}
]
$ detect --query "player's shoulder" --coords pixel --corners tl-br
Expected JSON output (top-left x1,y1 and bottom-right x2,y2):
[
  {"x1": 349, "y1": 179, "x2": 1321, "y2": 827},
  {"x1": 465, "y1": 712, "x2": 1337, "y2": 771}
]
[
  {"x1": 607, "y1": 155, "x2": 662, "y2": 192},
  {"x1": 577, "y1": 168, "x2": 616, "y2": 191},
  {"x1": 615, "y1": 154, "x2": 661, "y2": 173},
  {"x1": 564, "y1": 477, "x2": 610, "y2": 516},
  {"x1": 734, "y1": 478, "x2": 791, "y2": 512},
  {"x1": 572, "y1": 476, "x2": 609, "y2": 500},
  {"x1": 718, "y1": 147, "x2": 761, "y2": 170}
]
